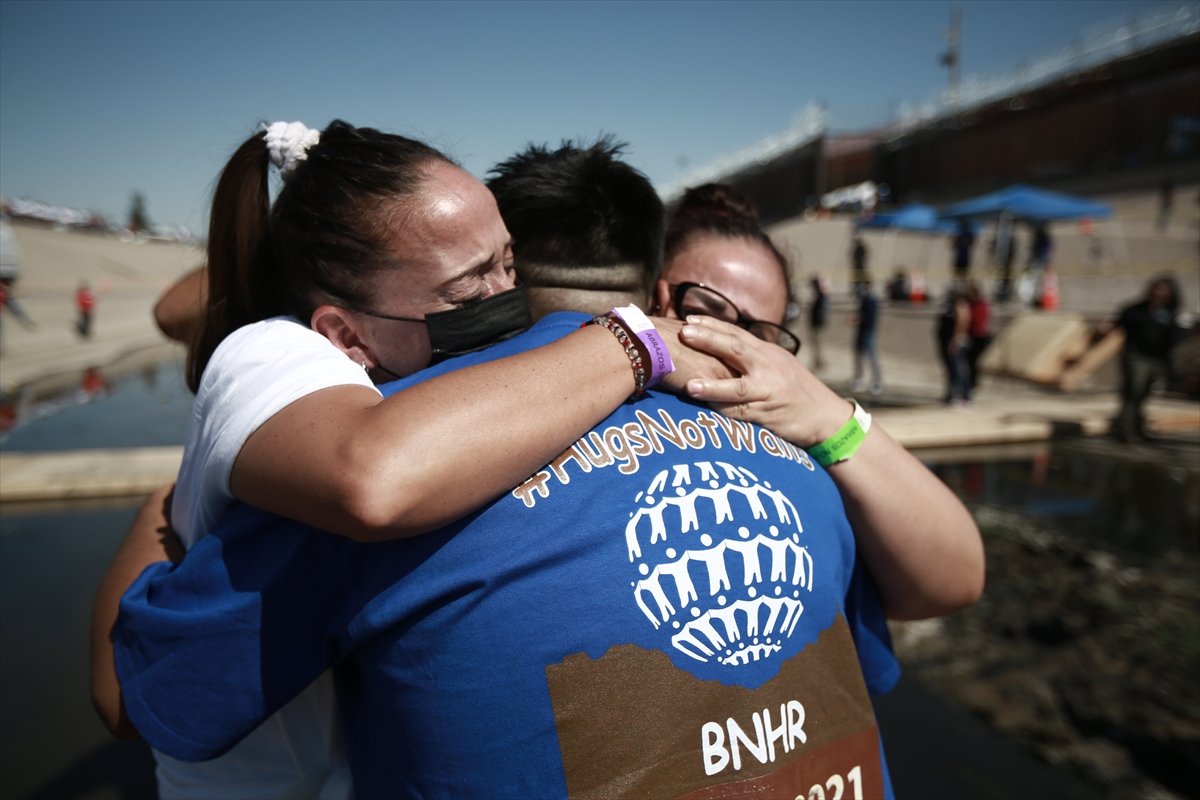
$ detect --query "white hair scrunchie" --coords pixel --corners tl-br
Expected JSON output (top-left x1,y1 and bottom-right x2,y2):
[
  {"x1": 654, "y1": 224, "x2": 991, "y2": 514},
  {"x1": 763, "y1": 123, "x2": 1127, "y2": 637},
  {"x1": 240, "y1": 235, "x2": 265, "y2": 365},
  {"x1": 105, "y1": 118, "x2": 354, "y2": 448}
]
[{"x1": 261, "y1": 121, "x2": 320, "y2": 179}]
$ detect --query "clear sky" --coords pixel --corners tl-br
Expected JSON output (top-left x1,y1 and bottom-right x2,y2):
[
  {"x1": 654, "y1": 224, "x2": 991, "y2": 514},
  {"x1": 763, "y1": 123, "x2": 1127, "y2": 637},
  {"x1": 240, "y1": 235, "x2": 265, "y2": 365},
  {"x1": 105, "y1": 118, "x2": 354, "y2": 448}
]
[{"x1": 0, "y1": 0, "x2": 1177, "y2": 234}]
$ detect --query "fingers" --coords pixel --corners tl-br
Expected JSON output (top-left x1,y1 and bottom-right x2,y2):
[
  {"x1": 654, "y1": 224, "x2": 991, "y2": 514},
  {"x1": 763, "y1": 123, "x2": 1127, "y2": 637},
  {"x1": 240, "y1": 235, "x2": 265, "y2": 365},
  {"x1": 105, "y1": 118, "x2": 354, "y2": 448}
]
[
  {"x1": 678, "y1": 316, "x2": 755, "y2": 371},
  {"x1": 657, "y1": 342, "x2": 734, "y2": 394},
  {"x1": 686, "y1": 375, "x2": 756, "y2": 405},
  {"x1": 650, "y1": 316, "x2": 684, "y2": 338},
  {"x1": 654, "y1": 316, "x2": 734, "y2": 377},
  {"x1": 709, "y1": 401, "x2": 750, "y2": 421},
  {"x1": 651, "y1": 317, "x2": 734, "y2": 390},
  {"x1": 681, "y1": 315, "x2": 746, "y2": 343}
]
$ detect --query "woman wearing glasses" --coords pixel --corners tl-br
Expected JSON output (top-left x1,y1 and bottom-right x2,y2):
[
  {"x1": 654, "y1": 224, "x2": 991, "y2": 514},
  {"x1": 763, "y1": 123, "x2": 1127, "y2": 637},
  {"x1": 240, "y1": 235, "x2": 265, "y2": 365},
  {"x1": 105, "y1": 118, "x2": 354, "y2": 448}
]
[
  {"x1": 653, "y1": 184, "x2": 800, "y2": 355},
  {"x1": 660, "y1": 183, "x2": 983, "y2": 627}
]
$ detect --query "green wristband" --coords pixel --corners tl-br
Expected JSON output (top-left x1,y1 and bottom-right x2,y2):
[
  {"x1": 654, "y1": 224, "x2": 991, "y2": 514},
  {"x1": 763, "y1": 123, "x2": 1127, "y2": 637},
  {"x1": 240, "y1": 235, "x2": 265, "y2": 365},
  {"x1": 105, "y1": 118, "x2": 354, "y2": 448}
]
[{"x1": 808, "y1": 399, "x2": 872, "y2": 467}]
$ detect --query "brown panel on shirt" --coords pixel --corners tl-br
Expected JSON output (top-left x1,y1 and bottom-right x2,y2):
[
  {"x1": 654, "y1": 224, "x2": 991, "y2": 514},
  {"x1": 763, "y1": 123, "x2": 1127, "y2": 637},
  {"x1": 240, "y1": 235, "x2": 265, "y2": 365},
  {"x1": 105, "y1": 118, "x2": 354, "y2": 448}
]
[{"x1": 545, "y1": 613, "x2": 884, "y2": 800}]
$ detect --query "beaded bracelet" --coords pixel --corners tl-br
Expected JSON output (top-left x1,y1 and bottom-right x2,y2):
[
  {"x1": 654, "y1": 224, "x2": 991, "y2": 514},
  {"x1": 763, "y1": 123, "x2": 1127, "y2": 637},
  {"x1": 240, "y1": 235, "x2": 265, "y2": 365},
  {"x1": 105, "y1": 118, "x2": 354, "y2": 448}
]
[
  {"x1": 609, "y1": 305, "x2": 675, "y2": 387},
  {"x1": 586, "y1": 314, "x2": 648, "y2": 393}
]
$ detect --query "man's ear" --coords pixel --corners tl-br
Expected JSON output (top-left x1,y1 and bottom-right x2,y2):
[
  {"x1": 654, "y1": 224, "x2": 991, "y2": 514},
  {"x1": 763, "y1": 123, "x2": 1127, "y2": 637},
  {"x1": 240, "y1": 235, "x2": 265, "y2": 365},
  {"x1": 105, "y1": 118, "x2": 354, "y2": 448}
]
[
  {"x1": 311, "y1": 305, "x2": 374, "y2": 369},
  {"x1": 651, "y1": 279, "x2": 672, "y2": 317}
]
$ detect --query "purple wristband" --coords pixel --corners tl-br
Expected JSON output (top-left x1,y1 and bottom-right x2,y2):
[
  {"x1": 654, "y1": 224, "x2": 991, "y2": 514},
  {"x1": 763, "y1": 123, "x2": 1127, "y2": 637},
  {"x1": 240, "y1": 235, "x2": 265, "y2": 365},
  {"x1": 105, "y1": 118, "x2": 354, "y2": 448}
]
[{"x1": 610, "y1": 305, "x2": 675, "y2": 388}]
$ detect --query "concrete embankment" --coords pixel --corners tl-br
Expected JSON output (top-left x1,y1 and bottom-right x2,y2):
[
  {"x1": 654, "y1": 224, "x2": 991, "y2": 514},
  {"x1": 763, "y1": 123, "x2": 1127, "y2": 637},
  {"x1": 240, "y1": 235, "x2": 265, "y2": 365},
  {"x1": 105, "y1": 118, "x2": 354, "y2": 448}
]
[
  {"x1": 0, "y1": 222, "x2": 200, "y2": 393},
  {"x1": 2, "y1": 391, "x2": 1196, "y2": 504},
  {"x1": 1, "y1": 214, "x2": 1197, "y2": 505}
]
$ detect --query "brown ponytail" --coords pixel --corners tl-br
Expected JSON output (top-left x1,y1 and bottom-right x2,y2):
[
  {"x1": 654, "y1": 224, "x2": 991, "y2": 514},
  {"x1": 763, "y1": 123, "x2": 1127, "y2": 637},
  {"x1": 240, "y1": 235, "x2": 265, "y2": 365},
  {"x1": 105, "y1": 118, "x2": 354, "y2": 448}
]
[{"x1": 186, "y1": 132, "x2": 274, "y2": 392}]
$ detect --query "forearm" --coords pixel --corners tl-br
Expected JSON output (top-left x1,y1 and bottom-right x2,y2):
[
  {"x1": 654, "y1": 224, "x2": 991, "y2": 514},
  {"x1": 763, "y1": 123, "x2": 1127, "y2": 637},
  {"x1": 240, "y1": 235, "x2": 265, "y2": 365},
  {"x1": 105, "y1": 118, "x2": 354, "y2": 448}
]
[
  {"x1": 357, "y1": 324, "x2": 640, "y2": 534},
  {"x1": 779, "y1": 397, "x2": 984, "y2": 619},
  {"x1": 677, "y1": 316, "x2": 984, "y2": 619},
  {"x1": 153, "y1": 266, "x2": 207, "y2": 344},
  {"x1": 234, "y1": 324, "x2": 639, "y2": 541},
  {"x1": 90, "y1": 485, "x2": 183, "y2": 738},
  {"x1": 824, "y1": 423, "x2": 985, "y2": 619}
]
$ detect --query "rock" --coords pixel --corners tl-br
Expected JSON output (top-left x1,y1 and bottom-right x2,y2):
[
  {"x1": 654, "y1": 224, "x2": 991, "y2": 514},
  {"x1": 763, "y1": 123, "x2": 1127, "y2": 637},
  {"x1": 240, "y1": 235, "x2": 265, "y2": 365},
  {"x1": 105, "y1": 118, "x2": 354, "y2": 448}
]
[{"x1": 895, "y1": 502, "x2": 1200, "y2": 796}]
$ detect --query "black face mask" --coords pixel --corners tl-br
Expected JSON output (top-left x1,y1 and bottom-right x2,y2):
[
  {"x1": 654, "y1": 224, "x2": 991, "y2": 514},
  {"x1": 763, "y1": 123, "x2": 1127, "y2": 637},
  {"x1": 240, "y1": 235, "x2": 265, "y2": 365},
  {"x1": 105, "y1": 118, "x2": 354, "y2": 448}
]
[
  {"x1": 355, "y1": 285, "x2": 533, "y2": 372},
  {"x1": 423, "y1": 285, "x2": 532, "y2": 362}
]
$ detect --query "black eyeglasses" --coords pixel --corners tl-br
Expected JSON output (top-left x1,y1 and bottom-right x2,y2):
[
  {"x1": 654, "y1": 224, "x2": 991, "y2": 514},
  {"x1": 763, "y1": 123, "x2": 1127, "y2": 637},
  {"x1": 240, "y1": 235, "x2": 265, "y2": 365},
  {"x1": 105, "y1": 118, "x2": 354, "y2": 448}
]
[{"x1": 671, "y1": 282, "x2": 801, "y2": 354}]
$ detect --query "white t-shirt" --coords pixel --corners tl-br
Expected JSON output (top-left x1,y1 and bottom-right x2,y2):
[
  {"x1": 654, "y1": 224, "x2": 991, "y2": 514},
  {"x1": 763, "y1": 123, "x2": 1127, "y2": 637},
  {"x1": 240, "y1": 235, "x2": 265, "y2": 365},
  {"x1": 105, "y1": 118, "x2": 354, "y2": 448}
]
[
  {"x1": 159, "y1": 316, "x2": 379, "y2": 800},
  {"x1": 172, "y1": 317, "x2": 378, "y2": 547}
]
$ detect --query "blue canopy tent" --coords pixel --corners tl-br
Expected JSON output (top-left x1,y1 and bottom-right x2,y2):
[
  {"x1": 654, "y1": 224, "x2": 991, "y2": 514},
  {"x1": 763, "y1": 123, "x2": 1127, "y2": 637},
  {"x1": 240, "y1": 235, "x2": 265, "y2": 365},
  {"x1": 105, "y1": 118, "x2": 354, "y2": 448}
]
[
  {"x1": 940, "y1": 184, "x2": 1116, "y2": 304},
  {"x1": 939, "y1": 184, "x2": 1112, "y2": 222},
  {"x1": 854, "y1": 205, "x2": 976, "y2": 298},
  {"x1": 858, "y1": 203, "x2": 960, "y2": 233}
]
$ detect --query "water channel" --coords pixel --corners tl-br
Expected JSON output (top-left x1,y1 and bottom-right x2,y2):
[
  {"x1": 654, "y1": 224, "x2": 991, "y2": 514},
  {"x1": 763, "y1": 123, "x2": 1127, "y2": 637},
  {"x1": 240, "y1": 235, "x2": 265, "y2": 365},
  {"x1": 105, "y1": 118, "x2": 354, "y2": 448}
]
[{"x1": 1, "y1": 361, "x2": 1195, "y2": 798}]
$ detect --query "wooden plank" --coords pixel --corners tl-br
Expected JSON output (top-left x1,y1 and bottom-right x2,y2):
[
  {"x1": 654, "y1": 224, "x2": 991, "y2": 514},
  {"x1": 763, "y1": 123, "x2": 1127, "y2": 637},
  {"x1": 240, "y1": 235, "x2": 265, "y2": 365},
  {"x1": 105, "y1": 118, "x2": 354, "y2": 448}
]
[
  {"x1": 980, "y1": 312, "x2": 1091, "y2": 384},
  {"x1": 1059, "y1": 330, "x2": 1125, "y2": 392}
]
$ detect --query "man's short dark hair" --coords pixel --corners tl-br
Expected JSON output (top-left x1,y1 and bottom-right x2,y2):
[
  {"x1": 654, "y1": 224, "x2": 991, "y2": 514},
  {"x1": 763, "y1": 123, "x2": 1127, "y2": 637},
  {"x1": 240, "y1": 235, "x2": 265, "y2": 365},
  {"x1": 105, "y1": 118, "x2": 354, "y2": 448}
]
[{"x1": 486, "y1": 137, "x2": 664, "y2": 297}]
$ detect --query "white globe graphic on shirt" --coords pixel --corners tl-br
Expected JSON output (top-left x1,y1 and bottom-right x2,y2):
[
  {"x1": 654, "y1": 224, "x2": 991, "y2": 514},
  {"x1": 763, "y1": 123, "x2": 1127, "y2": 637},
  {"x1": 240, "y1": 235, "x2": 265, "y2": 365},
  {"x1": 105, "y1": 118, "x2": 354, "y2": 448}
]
[{"x1": 625, "y1": 460, "x2": 814, "y2": 667}]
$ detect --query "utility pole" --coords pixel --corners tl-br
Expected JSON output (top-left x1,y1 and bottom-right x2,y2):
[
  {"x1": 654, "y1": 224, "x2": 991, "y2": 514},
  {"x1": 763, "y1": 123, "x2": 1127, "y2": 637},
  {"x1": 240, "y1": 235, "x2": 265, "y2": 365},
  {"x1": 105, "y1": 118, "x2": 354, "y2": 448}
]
[{"x1": 940, "y1": 7, "x2": 962, "y2": 103}]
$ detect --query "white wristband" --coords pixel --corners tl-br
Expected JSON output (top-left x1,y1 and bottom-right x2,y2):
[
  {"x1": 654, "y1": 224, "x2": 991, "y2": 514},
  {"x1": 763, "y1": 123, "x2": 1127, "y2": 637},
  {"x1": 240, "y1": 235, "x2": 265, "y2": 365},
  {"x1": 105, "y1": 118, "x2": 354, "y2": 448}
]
[{"x1": 611, "y1": 305, "x2": 675, "y2": 388}]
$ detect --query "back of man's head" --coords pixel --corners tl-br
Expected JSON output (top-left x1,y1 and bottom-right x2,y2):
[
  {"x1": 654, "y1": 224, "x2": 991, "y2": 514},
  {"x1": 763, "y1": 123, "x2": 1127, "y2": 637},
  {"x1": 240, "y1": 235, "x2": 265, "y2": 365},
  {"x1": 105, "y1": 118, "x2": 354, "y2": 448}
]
[{"x1": 487, "y1": 137, "x2": 664, "y2": 319}]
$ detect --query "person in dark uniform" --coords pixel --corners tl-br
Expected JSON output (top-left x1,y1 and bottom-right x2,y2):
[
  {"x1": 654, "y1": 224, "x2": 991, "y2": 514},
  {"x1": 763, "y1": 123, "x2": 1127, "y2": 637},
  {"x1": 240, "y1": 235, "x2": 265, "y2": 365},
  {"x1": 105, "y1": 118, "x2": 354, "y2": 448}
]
[{"x1": 1105, "y1": 275, "x2": 1184, "y2": 442}]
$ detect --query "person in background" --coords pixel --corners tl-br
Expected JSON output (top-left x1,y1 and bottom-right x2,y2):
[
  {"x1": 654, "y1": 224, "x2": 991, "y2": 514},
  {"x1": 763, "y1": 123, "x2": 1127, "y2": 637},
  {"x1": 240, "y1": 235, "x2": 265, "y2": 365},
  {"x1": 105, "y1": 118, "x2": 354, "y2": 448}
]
[
  {"x1": 0, "y1": 278, "x2": 37, "y2": 356},
  {"x1": 886, "y1": 269, "x2": 908, "y2": 302},
  {"x1": 1026, "y1": 222, "x2": 1055, "y2": 308},
  {"x1": 1158, "y1": 178, "x2": 1174, "y2": 233},
  {"x1": 75, "y1": 280, "x2": 96, "y2": 339},
  {"x1": 851, "y1": 276, "x2": 882, "y2": 395},
  {"x1": 1000, "y1": 230, "x2": 1019, "y2": 303},
  {"x1": 1029, "y1": 222, "x2": 1052, "y2": 272},
  {"x1": 0, "y1": 281, "x2": 35, "y2": 331},
  {"x1": 851, "y1": 236, "x2": 868, "y2": 281},
  {"x1": 809, "y1": 274, "x2": 830, "y2": 370},
  {"x1": 989, "y1": 228, "x2": 1018, "y2": 303},
  {"x1": 952, "y1": 220, "x2": 975, "y2": 281},
  {"x1": 1103, "y1": 274, "x2": 1185, "y2": 442},
  {"x1": 936, "y1": 287, "x2": 972, "y2": 406},
  {"x1": 965, "y1": 280, "x2": 993, "y2": 394},
  {"x1": 0, "y1": 216, "x2": 36, "y2": 354}
]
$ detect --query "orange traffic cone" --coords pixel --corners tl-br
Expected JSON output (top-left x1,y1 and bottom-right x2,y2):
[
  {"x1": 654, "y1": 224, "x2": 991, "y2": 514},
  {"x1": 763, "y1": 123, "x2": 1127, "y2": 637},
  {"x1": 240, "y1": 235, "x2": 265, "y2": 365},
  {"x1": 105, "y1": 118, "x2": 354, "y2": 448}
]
[
  {"x1": 1040, "y1": 267, "x2": 1060, "y2": 310},
  {"x1": 908, "y1": 271, "x2": 926, "y2": 304}
]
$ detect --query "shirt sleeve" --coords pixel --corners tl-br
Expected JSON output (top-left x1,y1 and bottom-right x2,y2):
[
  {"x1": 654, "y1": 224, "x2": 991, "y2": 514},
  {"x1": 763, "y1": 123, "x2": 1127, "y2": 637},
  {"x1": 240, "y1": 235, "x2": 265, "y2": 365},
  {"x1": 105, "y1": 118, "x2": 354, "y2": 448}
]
[
  {"x1": 845, "y1": 560, "x2": 901, "y2": 696},
  {"x1": 113, "y1": 501, "x2": 446, "y2": 762},
  {"x1": 172, "y1": 317, "x2": 380, "y2": 545},
  {"x1": 113, "y1": 506, "x2": 364, "y2": 761}
]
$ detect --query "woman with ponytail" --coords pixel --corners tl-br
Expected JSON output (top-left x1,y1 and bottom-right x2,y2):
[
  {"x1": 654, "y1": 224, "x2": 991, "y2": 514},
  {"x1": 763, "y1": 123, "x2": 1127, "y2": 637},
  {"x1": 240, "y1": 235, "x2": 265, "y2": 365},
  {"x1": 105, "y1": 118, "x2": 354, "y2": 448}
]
[
  {"x1": 92, "y1": 120, "x2": 716, "y2": 798},
  {"x1": 172, "y1": 120, "x2": 717, "y2": 546}
]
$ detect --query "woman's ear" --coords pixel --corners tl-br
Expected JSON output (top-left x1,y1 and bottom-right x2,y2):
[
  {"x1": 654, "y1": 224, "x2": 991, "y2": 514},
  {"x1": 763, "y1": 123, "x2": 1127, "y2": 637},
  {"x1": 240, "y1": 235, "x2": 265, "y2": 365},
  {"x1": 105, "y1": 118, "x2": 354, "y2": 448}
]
[
  {"x1": 651, "y1": 278, "x2": 673, "y2": 317},
  {"x1": 311, "y1": 305, "x2": 374, "y2": 369}
]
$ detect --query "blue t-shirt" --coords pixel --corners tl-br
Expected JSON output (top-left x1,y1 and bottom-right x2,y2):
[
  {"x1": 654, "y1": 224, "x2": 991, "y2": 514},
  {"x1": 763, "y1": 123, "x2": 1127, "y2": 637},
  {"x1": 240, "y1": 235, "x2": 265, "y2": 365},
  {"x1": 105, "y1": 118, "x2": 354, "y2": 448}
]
[{"x1": 115, "y1": 312, "x2": 898, "y2": 799}]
